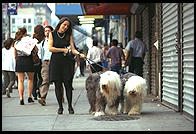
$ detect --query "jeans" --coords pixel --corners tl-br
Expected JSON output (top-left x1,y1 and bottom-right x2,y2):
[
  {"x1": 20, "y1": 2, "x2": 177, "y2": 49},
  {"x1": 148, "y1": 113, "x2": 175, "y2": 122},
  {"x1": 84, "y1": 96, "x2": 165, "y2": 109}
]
[{"x1": 110, "y1": 63, "x2": 121, "y2": 74}]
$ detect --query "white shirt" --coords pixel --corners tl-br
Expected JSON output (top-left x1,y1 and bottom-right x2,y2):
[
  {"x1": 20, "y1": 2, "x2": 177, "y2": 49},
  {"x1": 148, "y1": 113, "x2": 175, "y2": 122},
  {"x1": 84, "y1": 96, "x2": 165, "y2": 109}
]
[
  {"x1": 2, "y1": 47, "x2": 16, "y2": 71},
  {"x1": 86, "y1": 46, "x2": 103, "y2": 65},
  {"x1": 42, "y1": 39, "x2": 52, "y2": 61},
  {"x1": 37, "y1": 40, "x2": 43, "y2": 59}
]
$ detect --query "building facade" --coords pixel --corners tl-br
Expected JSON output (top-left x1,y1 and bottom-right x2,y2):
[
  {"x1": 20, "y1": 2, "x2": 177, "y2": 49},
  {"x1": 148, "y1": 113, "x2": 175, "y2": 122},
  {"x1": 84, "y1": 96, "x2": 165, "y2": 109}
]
[{"x1": 2, "y1": 3, "x2": 52, "y2": 38}]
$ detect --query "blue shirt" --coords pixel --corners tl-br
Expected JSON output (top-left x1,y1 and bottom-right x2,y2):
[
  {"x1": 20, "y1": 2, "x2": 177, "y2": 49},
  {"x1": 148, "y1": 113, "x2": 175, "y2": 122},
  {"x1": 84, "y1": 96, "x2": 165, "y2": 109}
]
[{"x1": 125, "y1": 38, "x2": 147, "y2": 57}]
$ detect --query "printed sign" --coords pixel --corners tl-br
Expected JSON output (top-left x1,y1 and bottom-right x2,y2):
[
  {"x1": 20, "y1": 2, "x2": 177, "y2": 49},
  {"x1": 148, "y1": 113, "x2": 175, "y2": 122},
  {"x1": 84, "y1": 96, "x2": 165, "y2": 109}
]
[{"x1": 7, "y1": 3, "x2": 17, "y2": 15}]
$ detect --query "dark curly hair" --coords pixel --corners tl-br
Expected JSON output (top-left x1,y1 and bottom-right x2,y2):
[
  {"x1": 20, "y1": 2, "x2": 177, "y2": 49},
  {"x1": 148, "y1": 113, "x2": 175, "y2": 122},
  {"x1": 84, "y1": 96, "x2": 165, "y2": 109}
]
[
  {"x1": 33, "y1": 24, "x2": 45, "y2": 43},
  {"x1": 3, "y1": 37, "x2": 15, "y2": 50},
  {"x1": 15, "y1": 27, "x2": 27, "y2": 41}
]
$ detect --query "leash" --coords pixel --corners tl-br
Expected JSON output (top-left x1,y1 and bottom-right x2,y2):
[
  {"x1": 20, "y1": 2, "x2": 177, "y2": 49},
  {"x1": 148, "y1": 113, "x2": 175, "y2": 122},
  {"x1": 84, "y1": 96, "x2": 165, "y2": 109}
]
[
  {"x1": 78, "y1": 52, "x2": 106, "y2": 74},
  {"x1": 85, "y1": 57, "x2": 106, "y2": 74}
]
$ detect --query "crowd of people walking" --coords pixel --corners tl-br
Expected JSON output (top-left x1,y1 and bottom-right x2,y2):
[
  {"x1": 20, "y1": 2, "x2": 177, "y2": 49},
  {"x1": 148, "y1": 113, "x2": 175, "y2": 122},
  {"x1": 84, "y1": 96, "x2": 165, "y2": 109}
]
[{"x1": 2, "y1": 16, "x2": 147, "y2": 115}]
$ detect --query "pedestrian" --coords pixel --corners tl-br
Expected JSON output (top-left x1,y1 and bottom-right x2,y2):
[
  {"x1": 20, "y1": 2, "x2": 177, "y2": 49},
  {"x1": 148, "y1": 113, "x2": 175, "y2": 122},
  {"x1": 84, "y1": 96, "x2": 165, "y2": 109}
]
[
  {"x1": 124, "y1": 31, "x2": 147, "y2": 77},
  {"x1": 2, "y1": 38, "x2": 16, "y2": 98},
  {"x1": 86, "y1": 39, "x2": 103, "y2": 74},
  {"x1": 101, "y1": 43, "x2": 109, "y2": 72},
  {"x1": 37, "y1": 25, "x2": 54, "y2": 106},
  {"x1": 14, "y1": 27, "x2": 37, "y2": 105},
  {"x1": 106, "y1": 39, "x2": 125, "y2": 74},
  {"x1": 32, "y1": 25, "x2": 45, "y2": 100},
  {"x1": 48, "y1": 17, "x2": 86, "y2": 114},
  {"x1": 79, "y1": 49, "x2": 86, "y2": 76}
]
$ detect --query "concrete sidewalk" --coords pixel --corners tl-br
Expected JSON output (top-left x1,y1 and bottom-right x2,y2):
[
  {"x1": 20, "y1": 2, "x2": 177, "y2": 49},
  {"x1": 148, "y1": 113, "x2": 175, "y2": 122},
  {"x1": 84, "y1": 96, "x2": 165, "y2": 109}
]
[{"x1": 2, "y1": 72, "x2": 194, "y2": 131}]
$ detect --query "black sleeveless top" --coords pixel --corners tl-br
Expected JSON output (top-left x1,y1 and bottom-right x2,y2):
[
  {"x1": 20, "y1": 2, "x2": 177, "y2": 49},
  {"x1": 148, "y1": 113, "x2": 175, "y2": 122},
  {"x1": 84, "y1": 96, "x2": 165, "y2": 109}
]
[{"x1": 49, "y1": 31, "x2": 74, "y2": 82}]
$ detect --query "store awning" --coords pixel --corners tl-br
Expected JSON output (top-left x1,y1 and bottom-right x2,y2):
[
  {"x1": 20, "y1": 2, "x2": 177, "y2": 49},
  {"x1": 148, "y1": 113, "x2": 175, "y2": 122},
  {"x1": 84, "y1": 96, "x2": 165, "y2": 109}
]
[{"x1": 81, "y1": 3, "x2": 134, "y2": 15}]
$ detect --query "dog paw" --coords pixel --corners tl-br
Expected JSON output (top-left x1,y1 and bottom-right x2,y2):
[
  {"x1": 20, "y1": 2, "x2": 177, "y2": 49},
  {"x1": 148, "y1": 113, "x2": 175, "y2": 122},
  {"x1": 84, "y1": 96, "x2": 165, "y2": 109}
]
[
  {"x1": 128, "y1": 111, "x2": 140, "y2": 116},
  {"x1": 89, "y1": 110, "x2": 96, "y2": 115},
  {"x1": 109, "y1": 111, "x2": 117, "y2": 115},
  {"x1": 123, "y1": 111, "x2": 128, "y2": 114},
  {"x1": 94, "y1": 112, "x2": 105, "y2": 117}
]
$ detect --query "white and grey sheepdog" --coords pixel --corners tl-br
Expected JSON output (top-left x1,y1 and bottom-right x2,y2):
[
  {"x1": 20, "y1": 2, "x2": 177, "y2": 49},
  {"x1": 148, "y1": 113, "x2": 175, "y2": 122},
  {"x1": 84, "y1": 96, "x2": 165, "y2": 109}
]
[
  {"x1": 86, "y1": 71, "x2": 123, "y2": 117},
  {"x1": 86, "y1": 71, "x2": 147, "y2": 116},
  {"x1": 123, "y1": 75, "x2": 147, "y2": 115}
]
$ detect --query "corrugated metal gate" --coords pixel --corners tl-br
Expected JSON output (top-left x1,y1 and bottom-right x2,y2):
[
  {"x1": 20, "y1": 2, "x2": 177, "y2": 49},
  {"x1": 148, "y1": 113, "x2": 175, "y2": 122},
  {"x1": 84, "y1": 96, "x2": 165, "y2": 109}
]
[
  {"x1": 142, "y1": 7, "x2": 150, "y2": 94},
  {"x1": 182, "y1": 3, "x2": 194, "y2": 118},
  {"x1": 161, "y1": 3, "x2": 179, "y2": 110},
  {"x1": 161, "y1": 3, "x2": 194, "y2": 119},
  {"x1": 150, "y1": 16, "x2": 157, "y2": 95}
]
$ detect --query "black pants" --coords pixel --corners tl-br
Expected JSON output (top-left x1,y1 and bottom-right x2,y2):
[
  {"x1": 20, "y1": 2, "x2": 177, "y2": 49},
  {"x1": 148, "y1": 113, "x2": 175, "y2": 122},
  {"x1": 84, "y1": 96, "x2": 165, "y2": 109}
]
[
  {"x1": 80, "y1": 58, "x2": 86, "y2": 76},
  {"x1": 128, "y1": 57, "x2": 144, "y2": 77},
  {"x1": 54, "y1": 80, "x2": 73, "y2": 109},
  {"x1": 32, "y1": 63, "x2": 42, "y2": 98}
]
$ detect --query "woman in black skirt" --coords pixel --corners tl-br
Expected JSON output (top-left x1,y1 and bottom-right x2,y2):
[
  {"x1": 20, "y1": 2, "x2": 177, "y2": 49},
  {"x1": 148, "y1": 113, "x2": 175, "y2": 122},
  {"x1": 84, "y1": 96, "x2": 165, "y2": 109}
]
[
  {"x1": 14, "y1": 27, "x2": 36, "y2": 105},
  {"x1": 48, "y1": 17, "x2": 85, "y2": 114}
]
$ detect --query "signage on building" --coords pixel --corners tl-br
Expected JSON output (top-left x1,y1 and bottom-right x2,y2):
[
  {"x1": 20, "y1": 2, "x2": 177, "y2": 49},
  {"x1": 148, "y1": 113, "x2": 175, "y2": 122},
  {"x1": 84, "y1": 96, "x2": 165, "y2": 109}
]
[
  {"x1": 7, "y1": 3, "x2": 17, "y2": 15},
  {"x1": 55, "y1": 3, "x2": 83, "y2": 15},
  {"x1": 111, "y1": 15, "x2": 120, "y2": 20}
]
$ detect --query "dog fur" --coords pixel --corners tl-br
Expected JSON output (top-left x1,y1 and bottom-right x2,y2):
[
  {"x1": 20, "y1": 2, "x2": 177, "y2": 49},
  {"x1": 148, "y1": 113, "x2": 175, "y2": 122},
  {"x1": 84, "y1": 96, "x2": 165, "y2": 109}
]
[
  {"x1": 124, "y1": 75, "x2": 147, "y2": 115},
  {"x1": 86, "y1": 71, "x2": 147, "y2": 116},
  {"x1": 86, "y1": 71, "x2": 122, "y2": 116}
]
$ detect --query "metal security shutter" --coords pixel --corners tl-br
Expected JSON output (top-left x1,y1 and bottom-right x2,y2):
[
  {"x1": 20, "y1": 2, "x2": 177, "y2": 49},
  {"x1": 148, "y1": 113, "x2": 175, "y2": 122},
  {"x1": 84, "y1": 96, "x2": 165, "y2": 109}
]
[
  {"x1": 142, "y1": 7, "x2": 150, "y2": 94},
  {"x1": 161, "y1": 3, "x2": 179, "y2": 110},
  {"x1": 150, "y1": 15, "x2": 158, "y2": 96},
  {"x1": 182, "y1": 3, "x2": 194, "y2": 118}
]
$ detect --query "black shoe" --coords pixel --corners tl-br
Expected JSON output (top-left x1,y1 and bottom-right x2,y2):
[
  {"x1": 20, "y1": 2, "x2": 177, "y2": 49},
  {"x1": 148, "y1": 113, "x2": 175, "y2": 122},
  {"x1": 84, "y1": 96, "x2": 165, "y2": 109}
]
[
  {"x1": 20, "y1": 99, "x2": 24, "y2": 105},
  {"x1": 58, "y1": 107, "x2": 63, "y2": 114},
  {"x1": 68, "y1": 107, "x2": 74, "y2": 114},
  {"x1": 28, "y1": 97, "x2": 34, "y2": 103}
]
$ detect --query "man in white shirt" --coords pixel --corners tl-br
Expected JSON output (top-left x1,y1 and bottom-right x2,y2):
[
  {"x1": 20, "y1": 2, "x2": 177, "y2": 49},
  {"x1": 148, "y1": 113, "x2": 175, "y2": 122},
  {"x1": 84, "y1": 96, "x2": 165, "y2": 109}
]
[
  {"x1": 86, "y1": 40, "x2": 103, "y2": 74},
  {"x1": 38, "y1": 25, "x2": 53, "y2": 106}
]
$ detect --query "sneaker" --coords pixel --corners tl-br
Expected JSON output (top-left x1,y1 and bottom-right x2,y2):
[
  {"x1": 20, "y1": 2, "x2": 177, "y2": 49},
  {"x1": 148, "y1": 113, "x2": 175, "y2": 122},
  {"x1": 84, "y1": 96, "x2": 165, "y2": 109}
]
[
  {"x1": 6, "y1": 88, "x2": 11, "y2": 98},
  {"x1": 38, "y1": 98, "x2": 46, "y2": 106}
]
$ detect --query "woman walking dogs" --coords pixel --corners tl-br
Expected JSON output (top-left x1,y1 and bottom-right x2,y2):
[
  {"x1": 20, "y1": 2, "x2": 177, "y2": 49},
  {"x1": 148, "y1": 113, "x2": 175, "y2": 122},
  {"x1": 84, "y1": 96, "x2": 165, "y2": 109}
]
[{"x1": 48, "y1": 17, "x2": 86, "y2": 114}]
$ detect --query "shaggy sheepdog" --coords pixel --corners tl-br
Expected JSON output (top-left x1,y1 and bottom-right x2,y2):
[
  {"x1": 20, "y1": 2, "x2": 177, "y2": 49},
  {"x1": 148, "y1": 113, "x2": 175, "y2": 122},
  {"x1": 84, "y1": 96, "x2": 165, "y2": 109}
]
[
  {"x1": 86, "y1": 71, "x2": 147, "y2": 116},
  {"x1": 123, "y1": 74, "x2": 147, "y2": 115},
  {"x1": 86, "y1": 71, "x2": 123, "y2": 116}
]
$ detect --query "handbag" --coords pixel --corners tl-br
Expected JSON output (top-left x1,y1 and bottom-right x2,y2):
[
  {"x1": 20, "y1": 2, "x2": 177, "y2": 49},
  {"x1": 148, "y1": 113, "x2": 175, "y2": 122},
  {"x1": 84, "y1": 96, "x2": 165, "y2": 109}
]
[
  {"x1": 15, "y1": 36, "x2": 38, "y2": 56},
  {"x1": 31, "y1": 47, "x2": 40, "y2": 65}
]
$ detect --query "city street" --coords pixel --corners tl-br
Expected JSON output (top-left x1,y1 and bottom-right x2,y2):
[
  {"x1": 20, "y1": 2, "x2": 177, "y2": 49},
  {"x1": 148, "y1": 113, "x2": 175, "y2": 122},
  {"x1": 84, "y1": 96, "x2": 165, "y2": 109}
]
[{"x1": 2, "y1": 71, "x2": 194, "y2": 131}]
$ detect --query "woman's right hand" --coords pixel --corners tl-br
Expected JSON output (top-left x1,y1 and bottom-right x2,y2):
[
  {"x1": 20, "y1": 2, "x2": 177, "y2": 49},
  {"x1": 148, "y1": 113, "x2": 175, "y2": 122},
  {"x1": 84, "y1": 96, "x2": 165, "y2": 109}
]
[
  {"x1": 64, "y1": 48, "x2": 69, "y2": 54},
  {"x1": 79, "y1": 53, "x2": 86, "y2": 59}
]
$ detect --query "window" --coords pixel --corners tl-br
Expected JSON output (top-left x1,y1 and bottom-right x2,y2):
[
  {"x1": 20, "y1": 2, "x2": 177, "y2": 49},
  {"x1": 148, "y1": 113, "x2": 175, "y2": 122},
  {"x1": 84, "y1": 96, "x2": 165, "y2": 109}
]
[
  {"x1": 28, "y1": 26, "x2": 32, "y2": 33},
  {"x1": 12, "y1": 18, "x2": 15, "y2": 24},
  {"x1": 28, "y1": 18, "x2": 31, "y2": 23},
  {"x1": 23, "y1": 18, "x2": 26, "y2": 23},
  {"x1": 12, "y1": 26, "x2": 16, "y2": 33}
]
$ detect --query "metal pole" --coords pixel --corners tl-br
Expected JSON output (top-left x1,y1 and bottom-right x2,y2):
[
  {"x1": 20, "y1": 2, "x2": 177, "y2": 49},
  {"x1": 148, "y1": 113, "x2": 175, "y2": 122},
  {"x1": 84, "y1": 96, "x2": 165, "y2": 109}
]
[
  {"x1": 177, "y1": 3, "x2": 183, "y2": 113},
  {"x1": 8, "y1": 15, "x2": 10, "y2": 38}
]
